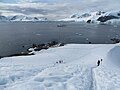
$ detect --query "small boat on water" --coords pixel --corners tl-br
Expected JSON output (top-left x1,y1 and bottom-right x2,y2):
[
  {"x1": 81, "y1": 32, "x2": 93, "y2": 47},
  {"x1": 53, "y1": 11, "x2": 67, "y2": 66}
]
[{"x1": 57, "y1": 24, "x2": 66, "y2": 27}]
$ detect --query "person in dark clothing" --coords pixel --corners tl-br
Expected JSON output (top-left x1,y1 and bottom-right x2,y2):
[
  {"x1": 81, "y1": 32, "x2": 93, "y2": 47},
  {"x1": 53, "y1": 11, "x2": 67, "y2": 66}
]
[
  {"x1": 101, "y1": 59, "x2": 103, "y2": 65},
  {"x1": 97, "y1": 60, "x2": 100, "y2": 66},
  {"x1": 59, "y1": 60, "x2": 61, "y2": 63}
]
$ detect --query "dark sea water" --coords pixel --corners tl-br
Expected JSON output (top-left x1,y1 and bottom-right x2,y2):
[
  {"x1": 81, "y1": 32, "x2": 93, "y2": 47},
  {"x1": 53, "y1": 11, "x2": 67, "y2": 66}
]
[{"x1": 0, "y1": 21, "x2": 120, "y2": 56}]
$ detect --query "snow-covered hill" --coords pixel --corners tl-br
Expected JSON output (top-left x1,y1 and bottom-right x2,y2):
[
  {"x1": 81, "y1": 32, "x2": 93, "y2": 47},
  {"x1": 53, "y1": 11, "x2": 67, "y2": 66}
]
[
  {"x1": 60, "y1": 11, "x2": 120, "y2": 24},
  {"x1": 0, "y1": 43, "x2": 120, "y2": 90},
  {"x1": 0, "y1": 15, "x2": 47, "y2": 22}
]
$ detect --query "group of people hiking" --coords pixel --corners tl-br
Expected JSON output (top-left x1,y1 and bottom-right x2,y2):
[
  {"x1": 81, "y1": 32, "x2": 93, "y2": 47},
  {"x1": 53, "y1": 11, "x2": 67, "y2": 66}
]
[
  {"x1": 55, "y1": 59, "x2": 102, "y2": 66},
  {"x1": 97, "y1": 59, "x2": 103, "y2": 66},
  {"x1": 56, "y1": 60, "x2": 64, "y2": 64}
]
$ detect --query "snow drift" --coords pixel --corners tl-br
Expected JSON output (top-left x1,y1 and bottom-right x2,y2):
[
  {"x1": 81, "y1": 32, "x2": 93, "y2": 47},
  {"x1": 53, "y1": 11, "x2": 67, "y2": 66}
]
[{"x1": 106, "y1": 45, "x2": 120, "y2": 67}]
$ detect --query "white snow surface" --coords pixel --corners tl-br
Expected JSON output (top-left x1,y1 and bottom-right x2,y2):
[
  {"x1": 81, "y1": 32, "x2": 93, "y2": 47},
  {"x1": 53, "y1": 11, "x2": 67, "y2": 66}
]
[{"x1": 0, "y1": 44, "x2": 120, "y2": 90}]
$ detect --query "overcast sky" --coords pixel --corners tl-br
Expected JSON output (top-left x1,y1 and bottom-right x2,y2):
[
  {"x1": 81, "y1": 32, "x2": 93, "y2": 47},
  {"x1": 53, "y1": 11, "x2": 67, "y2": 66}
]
[{"x1": 0, "y1": 0, "x2": 120, "y2": 20}]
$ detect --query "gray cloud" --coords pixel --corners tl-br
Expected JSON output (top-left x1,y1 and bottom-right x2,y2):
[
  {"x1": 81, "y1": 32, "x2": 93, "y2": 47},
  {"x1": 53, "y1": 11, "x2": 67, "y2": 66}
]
[
  {"x1": 0, "y1": 0, "x2": 120, "y2": 20},
  {"x1": 1, "y1": 6, "x2": 49, "y2": 15}
]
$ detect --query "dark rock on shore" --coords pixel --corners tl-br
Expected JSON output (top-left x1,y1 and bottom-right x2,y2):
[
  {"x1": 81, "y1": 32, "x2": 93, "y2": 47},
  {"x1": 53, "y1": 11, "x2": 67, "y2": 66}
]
[
  {"x1": 29, "y1": 41, "x2": 65, "y2": 52},
  {"x1": 1, "y1": 41, "x2": 65, "y2": 59},
  {"x1": 0, "y1": 56, "x2": 3, "y2": 59},
  {"x1": 47, "y1": 41, "x2": 59, "y2": 47},
  {"x1": 59, "y1": 43, "x2": 65, "y2": 46},
  {"x1": 32, "y1": 44, "x2": 37, "y2": 48},
  {"x1": 111, "y1": 38, "x2": 120, "y2": 44},
  {"x1": 89, "y1": 42, "x2": 92, "y2": 44}
]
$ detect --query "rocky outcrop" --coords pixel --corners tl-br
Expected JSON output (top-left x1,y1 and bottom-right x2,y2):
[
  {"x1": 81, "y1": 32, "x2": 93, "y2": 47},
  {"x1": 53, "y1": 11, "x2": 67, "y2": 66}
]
[{"x1": 28, "y1": 41, "x2": 65, "y2": 52}]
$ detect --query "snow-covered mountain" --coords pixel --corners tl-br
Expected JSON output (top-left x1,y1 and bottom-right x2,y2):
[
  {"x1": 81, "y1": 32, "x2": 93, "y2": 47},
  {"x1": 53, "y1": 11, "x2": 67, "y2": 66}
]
[
  {"x1": 60, "y1": 11, "x2": 120, "y2": 24},
  {"x1": 0, "y1": 16, "x2": 8, "y2": 21},
  {"x1": 0, "y1": 15, "x2": 47, "y2": 22}
]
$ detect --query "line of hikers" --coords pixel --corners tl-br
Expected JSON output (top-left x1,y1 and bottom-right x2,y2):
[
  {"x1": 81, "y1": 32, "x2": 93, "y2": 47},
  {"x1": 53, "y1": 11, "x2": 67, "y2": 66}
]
[
  {"x1": 56, "y1": 60, "x2": 64, "y2": 64},
  {"x1": 55, "y1": 59, "x2": 102, "y2": 66},
  {"x1": 97, "y1": 59, "x2": 103, "y2": 66}
]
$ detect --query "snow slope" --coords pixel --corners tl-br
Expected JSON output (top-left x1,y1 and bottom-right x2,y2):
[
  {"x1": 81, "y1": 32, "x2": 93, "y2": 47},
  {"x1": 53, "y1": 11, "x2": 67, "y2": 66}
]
[
  {"x1": 60, "y1": 11, "x2": 120, "y2": 24},
  {"x1": 0, "y1": 44, "x2": 120, "y2": 90},
  {"x1": 93, "y1": 45, "x2": 120, "y2": 90}
]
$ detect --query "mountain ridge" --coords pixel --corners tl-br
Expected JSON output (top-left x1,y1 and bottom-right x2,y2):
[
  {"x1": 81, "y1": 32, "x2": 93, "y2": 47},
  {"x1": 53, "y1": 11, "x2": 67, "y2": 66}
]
[
  {"x1": 59, "y1": 11, "x2": 120, "y2": 24},
  {"x1": 0, "y1": 15, "x2": 47, "y2": 22}
]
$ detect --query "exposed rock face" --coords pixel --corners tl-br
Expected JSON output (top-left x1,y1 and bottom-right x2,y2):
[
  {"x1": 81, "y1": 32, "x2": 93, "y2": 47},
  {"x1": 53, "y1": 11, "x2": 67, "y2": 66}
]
[
  {"x1": 118, "y1": 13, "x2": 120, "y2": 16},
  {"x1": 87, "y1": 20, "x2": 91, "y2": 23}
]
